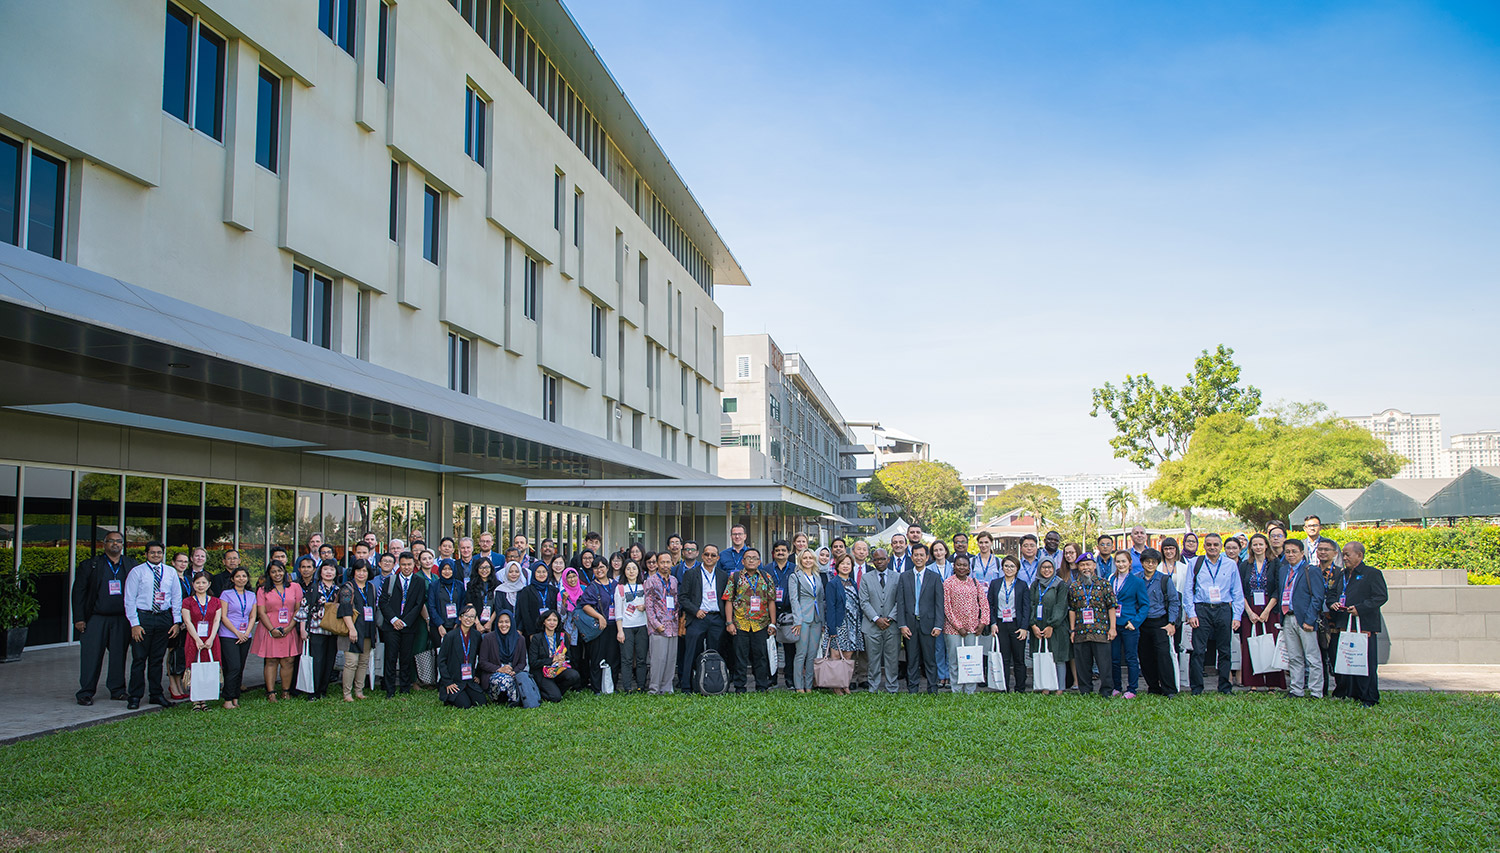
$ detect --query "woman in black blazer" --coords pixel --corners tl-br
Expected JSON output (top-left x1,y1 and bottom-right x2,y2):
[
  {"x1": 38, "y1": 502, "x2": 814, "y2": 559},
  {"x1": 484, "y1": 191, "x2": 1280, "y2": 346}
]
[
  {"x1": 436, "y1": 605, "x2": 487, "y2": 709},
  {"x1": 987, "y1": 555, "x2": 1031, "y2": 692},
  {"x1": 527, "y1": 610, "x2": 582, "y2": 702},
  {"x1": 516, "y1": 562, "x2": 558, "y2": 639}
]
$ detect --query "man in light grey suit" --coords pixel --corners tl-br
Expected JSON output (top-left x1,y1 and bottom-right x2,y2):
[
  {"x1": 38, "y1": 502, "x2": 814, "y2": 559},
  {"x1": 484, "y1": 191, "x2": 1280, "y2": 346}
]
[
  {"x1": 858, "y1": 548, "x2": 902, "y2": 693},
  {"x1": 898, "y1": 543, "x2": 945, "y2": 694}
]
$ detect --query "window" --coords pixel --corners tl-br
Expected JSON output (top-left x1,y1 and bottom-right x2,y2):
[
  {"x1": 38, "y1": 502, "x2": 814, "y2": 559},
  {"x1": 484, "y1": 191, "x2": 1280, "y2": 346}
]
[
  {"x1": 320, "y1": 0, "x2": 357, "y2": 56},
  {"x1": 769, "y1": 393, "x2": 780, "y2": 422},
  {"x1": 736, "y1": 355, "x2": 751, "y2": 380},
  {"x1": 712, "y1": 328, "x2": 718, "y2": 379},
  {"x1": 255, "y1": 68, "x2": 281, "y2": 172},
  {"x1": 388, "y1": 160, "x2": 400, "y2": 242},
  {"x1": 448, "y1": 333, "x2": 471, "y2": 394},
  {"x1": 162, "y1": 4, "x2": 226, "y2": 141},
  {"x1": 614, "y1": 230, "x2": 624, "y2": 284},
  {"x1": 590, "y1": 304, "x2": 604, "y2": 358},
  {"x1": 722, "y1": 397, "x2": 737, "y2": 414},
  {"x1": 376, "y1": 1, "x2": 391, "y2": 83},
  {"x1": 355, "y1": 289, "x2": 371, "y2": 360},
  {"x1": 696, "y1": 379, "x2": 702, "y2": 414},
  {"x1": 422, "y1": 185, "x2": 440, "y2": 263},
  {"x1": 680, "y1": 366, "x2": 688, "y2": 405},
  {"x1": 637, "y1": 254, "x2": 648, "y2": 304},
  {"x1": 522, "y1": 256, "x2": 539, "y2": 320},
  {"x1": 541, "y1": 375, "x2": 558, "y2": 423},
  {"x1": 464, "y1": 86, "x2": 487, "y2": 165},
  {"x1": 0, "y1": 135, "x2": 66, "y2": 260},
  {"x1": 291, "y1": 266, "x2": 333, "y2": 348},
  {"x1": 553, "y1": 172, "x2": 563, "y2": 230},
  {"x1": 572, "y1": 188, "x2": 583, "y2": 247}
]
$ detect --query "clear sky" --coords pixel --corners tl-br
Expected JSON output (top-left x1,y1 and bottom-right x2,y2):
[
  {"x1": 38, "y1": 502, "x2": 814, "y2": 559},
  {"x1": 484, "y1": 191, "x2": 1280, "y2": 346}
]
[{"x1": 565, "y1": 0, "x2": 1500, "y2": 477}]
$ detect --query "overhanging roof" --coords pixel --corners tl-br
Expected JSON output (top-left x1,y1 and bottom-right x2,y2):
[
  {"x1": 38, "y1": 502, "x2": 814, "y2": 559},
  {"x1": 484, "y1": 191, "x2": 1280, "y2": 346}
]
[
  {"x1": 1424, "y1": 466, "x2": 1500, "y2": 518},
  {"x1": 1289, "y1": 488, "x2": 1365, "y2": 527},
  {"x1": 524, "y1": 479, "x2": 831, "y2": 516},
  {"x1": 1345, "y1": 478, "x2": 1452, "y2": 523}
]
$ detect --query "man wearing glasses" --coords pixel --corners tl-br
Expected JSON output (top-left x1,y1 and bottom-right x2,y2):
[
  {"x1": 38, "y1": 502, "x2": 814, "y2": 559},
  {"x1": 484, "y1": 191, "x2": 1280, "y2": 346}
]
[{"x1": 71, "y1": 532, "x2": 137, "y2": 705}]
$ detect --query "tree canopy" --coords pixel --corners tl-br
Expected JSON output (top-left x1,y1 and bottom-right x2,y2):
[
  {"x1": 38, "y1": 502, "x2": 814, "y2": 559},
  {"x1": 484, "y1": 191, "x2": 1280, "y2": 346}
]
[
  {"x1": 861, "y1": 461, "x2": 971, "y2": 529},
  {"x1": 979, "y1": 482, "x2": 1061, "y2": 522},
  {"x1": 1148, "y1": 411, "x2": 1406, "y2": 529}
]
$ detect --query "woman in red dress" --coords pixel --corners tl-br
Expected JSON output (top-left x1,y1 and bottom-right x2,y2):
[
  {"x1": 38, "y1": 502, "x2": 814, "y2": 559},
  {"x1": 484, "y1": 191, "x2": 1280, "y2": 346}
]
[{"x1": 181, "y1": 571, "x2": 224, "y2": 710}]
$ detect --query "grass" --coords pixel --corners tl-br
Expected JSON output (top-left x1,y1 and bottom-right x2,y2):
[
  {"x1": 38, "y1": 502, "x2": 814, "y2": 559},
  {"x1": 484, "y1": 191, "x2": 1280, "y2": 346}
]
[{"x1": 1, "y1": 689, "x2": 1498, "y2": 852}]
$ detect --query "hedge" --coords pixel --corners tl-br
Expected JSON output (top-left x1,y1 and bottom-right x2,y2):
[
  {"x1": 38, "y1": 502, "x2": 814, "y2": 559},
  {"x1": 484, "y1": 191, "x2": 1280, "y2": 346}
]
[{"x1": 1321, "y1": 522, "x2": 1500, "y2": 578}]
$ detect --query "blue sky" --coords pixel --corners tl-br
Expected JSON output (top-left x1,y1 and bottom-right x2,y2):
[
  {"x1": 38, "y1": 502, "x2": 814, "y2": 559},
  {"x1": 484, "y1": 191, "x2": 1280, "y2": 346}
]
[{"x1": 566, "y1": 0, "x2": 1500, "y2": 476}]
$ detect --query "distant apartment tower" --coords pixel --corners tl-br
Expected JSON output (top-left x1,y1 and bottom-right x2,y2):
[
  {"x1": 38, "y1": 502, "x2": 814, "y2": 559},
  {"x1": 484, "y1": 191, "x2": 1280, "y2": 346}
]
[
  {"x1": 1447, "y1": 431, "x2": 1500, "y2": 475},
  {"x1": 1349, "y1": 410, "x2": 1445, "y2": 479}
]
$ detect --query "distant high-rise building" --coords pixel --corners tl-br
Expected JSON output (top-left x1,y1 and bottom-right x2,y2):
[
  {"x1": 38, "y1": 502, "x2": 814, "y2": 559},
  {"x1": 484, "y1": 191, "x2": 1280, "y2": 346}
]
[
  {"x1": 1349, "y1": 410, "x2": 1445, "y2": 479},
  {"x1": 1446, "y1": 430, "x2": 1500, "y2": 475}
]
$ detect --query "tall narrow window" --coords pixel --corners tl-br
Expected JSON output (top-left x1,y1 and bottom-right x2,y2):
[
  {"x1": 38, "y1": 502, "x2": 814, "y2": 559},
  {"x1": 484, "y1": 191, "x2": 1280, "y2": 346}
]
[
  {"x1": 422, "y1": 185, "x2": 440, "y2": 263},
  {"x1": 448, "y1": 333, "x2": 471, "y2": 394},
  {"x1": 572, "y1": 188, "x2": 583, "y2": 248},
  {"x1": 522, "y1": 256, "x2": 539, "y2": 320},
  {"x1": 26, "y1": 151, "x2": 65, "y2": 260},
  {"x1": 638, "y1": 254, "x2": 648, "y2": 304},
  {"x1": 541, "y1": 375, "x2": 558, "y2": 423},
  {"x1": 162, "y1": 4, "x2": 226, "y2": 141},
  {"x1": 736, "y1": 355, "x2": 750, "y2": 380},
  {"x1": 291, "y1": 266, "x2": 333, "y2": 348},
  {"x1": 255, "y1": 68, "x2": 281, "y2": 172},
  {"x1": 680, "y1": 366, "x2": 688, "y2": 406},
  {"x1": 0, "y1": 136, "x2": 19, "y2": 247},
  {"x1": 194, "y1": 25, "x2": 226, "y2": 140},
  {"x1": 464, "y1": 86, "x2": 486, "y2": 165},
  {"x1": 553, "y1": 172, "x2": 563, "y2": 230},
  {"x1": 376, "y1": 1, "x2": 391, "y2": 83},
  {"x1": 590, "y1": 304, "x2": 604, "y2": 358},
  {"x1": 388, "y1": 160, "x2": 400, "y2": 242},
  {"x1": 162, "y1": 4, "x2": 193, "y2": 123},
  {"x1": 355, "y1": 289, "x2": 371, "y2": 360},
  {"x1": 320, "y1": 0, "x2": 356, "y2": 56}
]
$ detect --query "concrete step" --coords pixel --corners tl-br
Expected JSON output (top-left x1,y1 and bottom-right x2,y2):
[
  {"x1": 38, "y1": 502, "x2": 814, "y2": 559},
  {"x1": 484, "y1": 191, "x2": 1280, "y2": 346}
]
[
  {"x1": 1385, "y1": 585, "x2": 1500, "y2": 613},
  {"x1": 1384, "y1": 569, "x2": 1468, "y2": 586},
  {"x1": 1386, "y1": 638, "x2": 1500, "y2": 665}
]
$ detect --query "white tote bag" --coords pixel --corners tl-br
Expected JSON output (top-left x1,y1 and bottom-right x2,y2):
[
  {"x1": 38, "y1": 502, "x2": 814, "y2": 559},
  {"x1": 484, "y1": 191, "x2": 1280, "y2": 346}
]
[
  {"x1": 295, "y1": 639, "x2": 316, "y2": 693},
  {"x1": 1176, "y1": 625, "x2": 1192, "y2": 691},
  {"x1": 189, "y1": 649, "x2": 221, "y2": 702},
  {"x1": 1273, "y1": 628, "x2": 1290, "y2": 671},
  {"x1": 1248, "y1": 622, "x2": 1279, "y2": 675},
  {"x1": 599, "y1": 660, "x2": 615, "y2": 695},
  {"x1": 1335, "y1": 615, "x2": 1369, "y2": 676},
  {"x1": 955, "y1": 642, "x2": 984, "y2": 684},
  {"x1": 369, "y1": 639, "x2": 385, "y2": 690},
  {"x1": 985, "y1": 635, "x2": 1008, "y2": 691},
  {"x1": 767, "y1": 635, "x2": 779, "y2": 677},
  {"x1": 1032, "y1": 639, "x2": 1059, "y2": 691}
]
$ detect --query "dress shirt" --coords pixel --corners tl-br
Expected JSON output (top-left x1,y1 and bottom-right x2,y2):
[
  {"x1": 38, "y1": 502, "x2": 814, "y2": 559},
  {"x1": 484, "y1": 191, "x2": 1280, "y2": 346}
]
[
  {"x1": 124, "y1": 562, "x2": 182, "y2": 627},
  {"x1": 970, "y1": 554, "x2": 1002, "y2": 585},
  {"x1": 1183, "y1": 555, "x2": 1245, "y2": 621},
  {"x1": 720, "y1": 546, "x2": 747, "y2": 574},
  {"x1": 1018, "y1": 557, "x2": 1041, "y2": 586},
  {"x1": 1141, "y1": 570, "x2": 1180, "y2": 622},
  {"x1": 1038, "y1": 548, "x2": 1064, "y2": 571},
  {"x1": 699, "y1": 565, "x2": 720, "y2": 613}
]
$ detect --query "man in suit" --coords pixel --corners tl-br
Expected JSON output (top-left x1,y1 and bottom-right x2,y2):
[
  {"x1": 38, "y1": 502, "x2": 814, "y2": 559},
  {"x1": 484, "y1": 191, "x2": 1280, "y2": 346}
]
[
  {"x1": 1276, "y1": 539, "x2": 1324, "y2": 698},
  {"x1": 71, "y1": 532, "x2": 136, "y2": 705},
  {"x1": 888, "y1": 534, "x2": 911, "y2": 574},
  {"x1": 380, "y1": 552, "x2": 427, "y2": 697},
  {"x1": 897, "y1": 543, "x2": 945, "y2": 694},
  {"x1": 1330, "y1": 541, "x2": 1387, "y2": 707},
  {"x1": 859, "y1": 548, "x2": 902, "y2": 693},
  {"x1": 678, "y1": 543, "x2": 728, "y2": 694}
]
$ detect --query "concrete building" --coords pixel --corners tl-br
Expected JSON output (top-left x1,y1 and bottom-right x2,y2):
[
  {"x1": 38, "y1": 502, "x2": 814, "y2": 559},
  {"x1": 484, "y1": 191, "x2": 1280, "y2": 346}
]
[
  {"x1": 0, "y1": 0, "x2": 838, "y2": 651},
  {"x1": 719, "y1": 334, "x2": 858, "y2": 534},
  {"x1": 964, "y1": 470, "x2": 1157, "y2": 519},
  {"x1": 1349, "y1": 410, "x2": 1445, "y2": 479},
  {"x1": 1445, "y1": 431, "x2": 1500, "y2": 476}
]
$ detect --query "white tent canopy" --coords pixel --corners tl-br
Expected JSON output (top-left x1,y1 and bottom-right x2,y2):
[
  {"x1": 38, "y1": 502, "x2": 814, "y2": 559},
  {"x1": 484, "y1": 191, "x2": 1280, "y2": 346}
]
[{"x1": 869, "y1": 516, "x2": 912, "y2": 543}]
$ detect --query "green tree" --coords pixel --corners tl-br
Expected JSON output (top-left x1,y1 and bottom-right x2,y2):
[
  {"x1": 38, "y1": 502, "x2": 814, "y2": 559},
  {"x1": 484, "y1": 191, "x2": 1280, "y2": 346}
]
[
  {"x1": 1104, "y1": 487, "x2": 1138, "y2": 529},
  {"x1": 1149, "y1": 411, "x2": 1406, "y2": 530},
  {"x1": 930, "y1": 507, "x2": 974, "y2": 541},
  {"x1": 1071, "y1": 498, "x2": 1100, "y2": 547},
  {"x1": 1090, "y1": 344, "x2": 1262, "y2": 526},
  {"x1": 979, "y1": 482, "x2": 1062, "y2": 523},
  {"x1": 860, "y1": 461, "x2": 970, "y2": 529}
]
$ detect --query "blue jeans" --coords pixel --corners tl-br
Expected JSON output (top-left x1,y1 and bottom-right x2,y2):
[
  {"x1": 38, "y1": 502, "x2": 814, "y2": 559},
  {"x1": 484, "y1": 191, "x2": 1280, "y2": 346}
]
[{"x1": 1111, "y1": 626, "x2": 1140, "y2": 693}]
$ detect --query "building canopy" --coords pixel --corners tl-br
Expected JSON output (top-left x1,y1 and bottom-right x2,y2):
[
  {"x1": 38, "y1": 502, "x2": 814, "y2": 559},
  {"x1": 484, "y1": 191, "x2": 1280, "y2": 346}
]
[
  {"x1": 1424, "y1": 466, "x2": 1500, "y2": 519},
  {"x1": 1289, "y1": 488, "x2": 1365, "y2": 527}
]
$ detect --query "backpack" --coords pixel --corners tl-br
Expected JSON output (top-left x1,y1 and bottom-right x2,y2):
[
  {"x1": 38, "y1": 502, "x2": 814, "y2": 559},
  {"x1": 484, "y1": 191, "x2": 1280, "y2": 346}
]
[
  {"x1": 694, "y1": 642, "x2": 729, "y2": 696},
  {"x1": 513, "y1": 671, "x2": 542, "y2": 709}
]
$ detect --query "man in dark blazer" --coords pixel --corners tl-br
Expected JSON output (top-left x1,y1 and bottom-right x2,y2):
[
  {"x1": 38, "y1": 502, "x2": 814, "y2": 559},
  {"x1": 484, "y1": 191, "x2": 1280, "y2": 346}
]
[
  {"x1": 897, "y1": 543, "x2": 945, "y2": 694},
  {"x1": 1329, "y1": 542, "x2": 1387, "y2": 707},
  {"x1": 71, "y1": 532, "x2": 136, "y2": 705},
  {"x1": 678, "y1": 543, "x2": 728, "y2": 693},
  {"x1": 380, "y1": 552, "x2": 428, "y2": 697}
]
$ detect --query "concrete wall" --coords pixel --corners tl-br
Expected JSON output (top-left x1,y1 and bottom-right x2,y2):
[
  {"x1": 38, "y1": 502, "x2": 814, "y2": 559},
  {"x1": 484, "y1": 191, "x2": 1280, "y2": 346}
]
[{"x1": 1381, "y1": 571, "x2": 1500, "y2": 665}]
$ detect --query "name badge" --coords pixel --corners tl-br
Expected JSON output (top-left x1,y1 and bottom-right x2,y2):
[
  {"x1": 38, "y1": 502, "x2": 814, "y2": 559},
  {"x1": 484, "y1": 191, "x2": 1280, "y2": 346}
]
[
  {"x1": 481, "y1": 607, "x2": 491, "y2": 622},
  {"x1": 1253, "y1": 591, "x2": 1266, "y2": 607},
  {"x1": 108, "y1": 579, "x2": 122, "y2": 596},
  {"x1": 775, "y1": 589, "x2": 784, "y2": 602},
  {"x1": 1081, "y1": 608, "x2": 1095, "y2": 625},
  {"x1": 1339, "y1": 594, "x2": 1346, "y2": 607},
  {"x1": 460, "y1": 663, "x2": 472, "y2": 681},
  {"x1": 363, "y1": 606, "x2": 374, "y2": 622},
  {"x1": 749, "y1": 595, "x2": 763, "y2": 617},
  {"x1": 278, "y1": 608, "x2": 290, "y2": 625},
  {"x1": 1036, "y1": 604, "x2": 1044, "y2": 620},
  {"x1": 154, "y1": 591, "x2": 167, "y2": 606},
  {"x1": 196, "y1": 621, "x2": 210, "y2": 638},
  {"x1": 445, "y1": 604, "x2": 457, "y2": 620},
  {"x1": 1208, "y1": 586, "x2": 1223, "y2": 603},
  {"x1": 665, "y1": 595, "x2": 676, "y2": 611},
  {"x1": 607, "y1": 605, "x2": 616, "y2": 621},
  {"x1": 1000, "y1": 608, "x2": 1015, "y2": 621},
  {"x1": 1114, "y1": 606, "x2": 1122, "y2": 617}
]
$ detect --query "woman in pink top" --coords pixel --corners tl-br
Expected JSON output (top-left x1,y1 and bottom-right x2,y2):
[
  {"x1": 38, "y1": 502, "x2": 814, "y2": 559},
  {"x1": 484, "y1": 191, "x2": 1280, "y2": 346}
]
[
  {"x1": 251, "y1": 561, "x2": 303, "y2": 701},
  {"x1": 181, "y1": 571, "x2": 223, "y2": 710},
  {"x1": 217, "y1": 566, "x2": 255, "y2": 709},
  {"x1": 942, "y1": 554, "x2": 990, "y2": 694}
]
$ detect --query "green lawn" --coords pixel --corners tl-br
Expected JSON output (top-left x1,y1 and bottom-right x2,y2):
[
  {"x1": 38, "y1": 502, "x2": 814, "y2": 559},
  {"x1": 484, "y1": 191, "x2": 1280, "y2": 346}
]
[{"x1": 1, "y1": 690, "x2": 1497, "y2": 852}]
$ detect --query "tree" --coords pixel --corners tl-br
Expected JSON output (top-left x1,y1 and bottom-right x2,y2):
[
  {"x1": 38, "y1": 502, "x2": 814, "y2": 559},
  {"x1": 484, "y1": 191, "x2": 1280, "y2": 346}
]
[
  {"x1": 860, "y1": 461, "x2": 970, "y2": 529},
  {"x1": 1090, "y1": 344, "x2": 1262, "y2": 527},
  {"x1": 1149, "y1": 411, "x2": 1406, "y2": 530},
  {"x1": 930, "y1": 507, "x2": 974, "y2": 541},
  {"x1": 1071, "y1": 499, "x2": 1100, "y2": 547},
  {"x1": 979, "y1": 482, "x2": 1062, "y2": 523},
  {"x1": 1104, "y1": 487, "x2": 1138, "y2": 529}
]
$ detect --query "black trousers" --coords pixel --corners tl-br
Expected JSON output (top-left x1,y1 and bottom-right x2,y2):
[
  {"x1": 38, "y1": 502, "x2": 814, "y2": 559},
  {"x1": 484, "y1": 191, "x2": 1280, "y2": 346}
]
[
  {"x1": 732, "y1": 627, "x2": 772, "y2": 691},
  {"x1": 386, "y1": 625, "x2": 418, "y2": 696},
  {"x1": 128, "y1": 610, "x2": 173, "y2": 701},
  {"x1": 78, "y1": 612, "x2": 129, "y2": 700},
  {"x1": 779, "y1": 639, "x2": 798, "y2": 687},
  {"x1": 1138, "y1": 616, "x2": 1177, "y2": 696},
  {"x1": 905, "y1": 631, "x2": 937, "y2": 693},
  {"x1": 994, "y1": 622, "x2": 1027, "y2": 692},
  {"x1": 619, "y1": 625, "x2": 648, "y2": 692},
  {"x1": 220, "y1": 637, "x2": 251, "y2": 700},
  {"x1": 442, "y1": 681, "x2": 489, "y2": 708},
  {"x1": 1191, "y1": 603, "x2": 1234, "y2": 694},
  {"x1": 539, "y1": 667, "x2": 582, "y2": 702},
  {"x1": 1074, "y1": 640, "x2": 1115, "y2": 696},
  {"x1": 586, "y1": 629, "x2": 620, "y2": 693},
  {"x1": 680, "y1": 613, "x2": 725, "y2": 693},
  {"x1": 307, "y1": 633, "x2": 339, "y2": 699},
  {"x1": 1333, "y1": 632, "x2": 1381, "y2": 705}
]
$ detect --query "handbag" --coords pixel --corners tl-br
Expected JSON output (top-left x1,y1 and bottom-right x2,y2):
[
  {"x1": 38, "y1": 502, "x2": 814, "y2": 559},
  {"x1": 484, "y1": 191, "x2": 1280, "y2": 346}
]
[
  {"x1": 985, "y1": 634, "x2": 1008, "y2": 691},
  {"x1": 414, "y1": 648, "x2": 438, "y2": 685},
  {"x1": 1334, "y1": 614, "x2": 1369, "y2": 676},
  {"x1": 767, "y1": 634, "x2": 779, "y2": 677},
  {"x1": 1273, "y1": 628, "x2": 1290, "y2": 671},
  {"x1": 813, "y1": 656, "x2": 854, "y2": 689},
  {"x1": 954, "y1": 643, "x2": 984, "y2": 684},
  {"x1": 189, "y1": 648, "x2": 221, "y2": 702},
  {"x1": 576, "y1": 609, "x2": 604, "y2": 642},
  {"x1": 1032, "y1": 638, "x2": 1059, "y2": 691},
  {"x1": 599, "y1": 660, "x2": 614, "y2": 695},
  {"x1": 1247, "y1": 622, "x2": 1279, "y2": 675},
  {"x1": 295, "y1": 639, "x2": 316, "y2": 693},
  {"x1": 319, "y1": 602, "x2": 349, "y2": 636}
]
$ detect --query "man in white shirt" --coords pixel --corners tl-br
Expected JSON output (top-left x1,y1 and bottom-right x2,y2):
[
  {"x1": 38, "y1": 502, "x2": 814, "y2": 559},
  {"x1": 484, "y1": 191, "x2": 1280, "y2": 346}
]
[{"x1": 124, "y1": 541, "x2": 181, "y2": 709}]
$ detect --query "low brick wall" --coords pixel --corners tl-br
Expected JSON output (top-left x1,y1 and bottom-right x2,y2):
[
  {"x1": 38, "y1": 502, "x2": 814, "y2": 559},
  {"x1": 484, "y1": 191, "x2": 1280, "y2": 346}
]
[{"x1": 1381, "y1": 571, "x2": 1500, "y2": 665}]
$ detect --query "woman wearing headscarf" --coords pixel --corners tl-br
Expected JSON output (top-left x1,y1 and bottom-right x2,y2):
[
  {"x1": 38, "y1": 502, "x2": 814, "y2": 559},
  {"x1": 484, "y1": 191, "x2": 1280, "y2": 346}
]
[
  {"x1": 556, "y1": 563, "x2": 588, "y2": 672},
  {"x1": 492, "y1": 561, "x2": 527, "y2": 626},
  {"x1": 815, "y1": 546, "x2": 833, "y2": 576},
  {"x1": 437, "y1": 604, "x2": 487, "y2": 708},
  {"x1": 1029, "y1": 559, "x2": 1070, "y2": 694},
  {"x1": 516, "y1": 561, "x2": 557, "y2": 639},
  {"x1": 478, "y1": 610, "x2": 529, "y2": 705},
  {"x1": 426, "y1": 559, "x2": 464, "y2": 645},
  {"x1": 467, "y1": 557, "x2": 499, "y2": 630}
]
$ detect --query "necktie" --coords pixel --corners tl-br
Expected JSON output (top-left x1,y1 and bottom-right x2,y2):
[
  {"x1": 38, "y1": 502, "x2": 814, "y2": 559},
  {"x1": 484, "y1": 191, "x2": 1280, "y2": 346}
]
[
  {"x1": 880, "y1": 571, "x2": 886, "y2": 590},
  {"x1": 151, "y1": 564, "x2": 163, "y2": 609}
]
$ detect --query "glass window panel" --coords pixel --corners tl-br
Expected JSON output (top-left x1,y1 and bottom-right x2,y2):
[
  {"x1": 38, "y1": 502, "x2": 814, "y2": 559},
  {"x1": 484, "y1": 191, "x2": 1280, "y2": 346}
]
[
  {"x1": 409, "y1": 499, "x2": 428, "y2": 543},
  {"x1": 352, "y1": 495, "x2": 371, "y2": 548},
  {"x1": 0, "y1": 135, "x2": 21, "y2": 247},
  {"x1": 194, "y1": 26, "x2": 226, "y2": 140},
  {"x1": 26, "y1": 152, "x2": 64, "y2": 260},
  {"x1": 165, "y1": 479, "x2": 202, "y2": 556},
  {"x1": 238, "y1": 486, "x2": 268, "y2": 572},
  {"x1": 76, "y1": 473, "x2": 121, "y2": 560},
  {"x1": 291, "y1": 267, "x2": 308, "y2": 342},
  {"x1": 162, "y1": 4, "x2": 193, "y2": 122},
  {"x1": 0, "y1": 465, "x2": 15, "y2": 572},
  {"x1": 256, "y1": 69, "x2": 280, "y2": 172},
  {"x1": 21, "y1": 467, "x2": 73, "y2": 646},
  {"x1": 321, "y1": 492, "x2": 345, "y2": 560},
  {"x1": 204, "y1": 482, "x2": 235, "y2": 572},
  {"x1": 450, "y1": 501, "x2": 467, "y2": 539},
  {"x1": 483, "y1": 505, "x2": 496, "y2": 536},
  {"x1": 124, "y1": 476, "x2": 164, "y2": 555},
  {"x1": 369, "y1": 496, "x2": 389, "y2": 545},
  {"x1": 269, "y1": 488, "x2": 296, "y2": 559},
  {"x1": 295, "y1": 490, "x2": 321, "y2": 556}
]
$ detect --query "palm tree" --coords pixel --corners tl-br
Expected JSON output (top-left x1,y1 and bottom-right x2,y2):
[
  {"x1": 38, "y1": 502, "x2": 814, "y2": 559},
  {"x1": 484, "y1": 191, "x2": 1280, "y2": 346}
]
[
  {"x1": 1104, "y1": 487, "x2": 1138, "y2": 531},
  {"x1": 1020, "y1": 494, "x2": 1055, "y2": 530},
  {"x1": 1072, "y1": 499, "x2": 1099, "y2": 547}
]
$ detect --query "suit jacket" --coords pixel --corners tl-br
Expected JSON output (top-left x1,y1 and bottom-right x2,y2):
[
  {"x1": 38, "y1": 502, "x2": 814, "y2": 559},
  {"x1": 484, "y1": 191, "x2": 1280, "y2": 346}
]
[
  {"x1": 986, "y1": 577, "x2": 1032, "y2": 630},
  {"x1": 436, "y1": 626, "x2": 482, "y2": 688},
  {"x1": 897, "y1": 567, "x2": 945, "y2": 635},
  {"x1": 858, "y1": 566, "x2": 902, "y2": 629},
  {"x1": 787, "y1": 570, "x2": 825, "y2": 625},
  {"x1": 678, "y1": 564, "x2": 728, "y2": 625},
  {"x1": 380, "y1": 572, "x2": 427, "y2": 631},
  {"x1": 71, "y1": 553, "x2": 137, "y2": 621},
  {"x1": 1331, "y1": 564, "x2": 1387, "y2": 634},
  {"x1": 1276, "y1": 559, "x2": 1325, "y2": 628}
]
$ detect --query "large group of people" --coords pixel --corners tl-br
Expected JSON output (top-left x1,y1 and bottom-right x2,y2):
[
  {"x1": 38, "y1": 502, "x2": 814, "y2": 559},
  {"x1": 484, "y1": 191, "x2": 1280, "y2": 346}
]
[{"x1": 70, "y1": 514, "x2": 1388, "y2": 711}]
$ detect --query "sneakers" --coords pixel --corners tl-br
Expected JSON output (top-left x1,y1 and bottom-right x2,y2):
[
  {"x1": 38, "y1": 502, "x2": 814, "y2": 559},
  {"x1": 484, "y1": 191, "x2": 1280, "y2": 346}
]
[
  {"x1": 1110, "y1": 690, "x2": 1122, "y2": 697},
  {"x1": 1123, "y1": 691, "x2": 1136, "y2": 699}
]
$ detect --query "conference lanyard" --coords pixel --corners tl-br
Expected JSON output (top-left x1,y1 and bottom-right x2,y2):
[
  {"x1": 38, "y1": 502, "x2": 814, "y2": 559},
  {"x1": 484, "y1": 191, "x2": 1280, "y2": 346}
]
[
  {"x1": 356, "y1": 586, "x2": 370, "y2": 621},
  {"x1": 1036, "y1": 577, "x2": 1056, "y2": 619},
  {"x1": 106, "y1": 557, "x2": 122, "y2": 580},
  {"x1": 975, "y1": 555, "x2": 996, "y2": 578},
  {"x1": 1001, "y1": 580, "x2": 1015, "y2": 609},
  {"x1": 460, "y1": 629, "x2": 472, "y2": 663},
  {"x1": 1252, "y1": 561, "x2": 1268, "y2": 590},
  {"x1": 1112, "y1": 573, "x2": 1125, "y2": 597},
  {"x1": 234, "y1": 590, "x2": 250, "y2": 626}
]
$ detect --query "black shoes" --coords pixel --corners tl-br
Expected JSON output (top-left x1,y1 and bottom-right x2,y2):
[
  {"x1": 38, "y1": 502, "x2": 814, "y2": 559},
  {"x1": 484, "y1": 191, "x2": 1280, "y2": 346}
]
[
  {"x1": 77, "y1": 696, "x2": 94, "y2": 706},
  {"x1": 126, "y1": 699, "x2": 140, "y2": 709},
  {"x1": 149, "y1": 696, "x2": 176, "y2": 709},
  {"x1": 110, "y1": 692, "x2": 128, "y2": 701}
]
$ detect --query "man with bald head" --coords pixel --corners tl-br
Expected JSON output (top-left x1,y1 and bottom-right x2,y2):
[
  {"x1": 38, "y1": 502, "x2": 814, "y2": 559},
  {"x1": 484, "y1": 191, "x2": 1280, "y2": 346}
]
[{"x1": 858, "y1": 548, "x2": 902, "y2": 693}]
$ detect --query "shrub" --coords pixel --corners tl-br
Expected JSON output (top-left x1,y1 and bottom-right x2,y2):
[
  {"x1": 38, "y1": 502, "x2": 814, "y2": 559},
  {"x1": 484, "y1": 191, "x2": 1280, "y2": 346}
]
[{"x1": 1321, "y1": 522, "x2": 1500, "y2": 578}]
